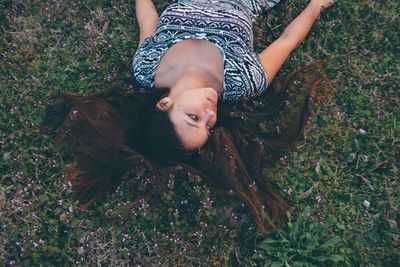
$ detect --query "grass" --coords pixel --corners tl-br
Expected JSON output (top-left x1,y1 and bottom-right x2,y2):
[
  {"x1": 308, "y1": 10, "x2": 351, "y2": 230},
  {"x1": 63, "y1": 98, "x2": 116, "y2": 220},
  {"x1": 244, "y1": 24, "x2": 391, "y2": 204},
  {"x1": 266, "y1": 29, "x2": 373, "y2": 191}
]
[{"x1": 1, "y1": 0, "x2": 399, "y2": 266}]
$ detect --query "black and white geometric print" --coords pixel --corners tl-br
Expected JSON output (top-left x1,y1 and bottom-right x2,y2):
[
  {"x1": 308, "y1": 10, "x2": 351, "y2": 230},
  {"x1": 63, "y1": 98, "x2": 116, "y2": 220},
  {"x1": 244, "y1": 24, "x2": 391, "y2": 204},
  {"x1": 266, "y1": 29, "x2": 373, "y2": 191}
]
[{"x1": 133, "y1": 0, "x2": 280, "y2": 103}]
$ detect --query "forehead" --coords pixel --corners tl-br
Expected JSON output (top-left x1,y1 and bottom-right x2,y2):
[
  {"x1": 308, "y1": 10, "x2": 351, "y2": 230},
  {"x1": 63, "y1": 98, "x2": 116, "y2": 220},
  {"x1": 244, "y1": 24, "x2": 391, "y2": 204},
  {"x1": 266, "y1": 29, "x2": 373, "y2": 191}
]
[
  {"x1": 170, "y1": 115, "x2": 208, "y2": 150},
  {"x1": 179, "y1": 123, "x2": 209, "y2": 150}
]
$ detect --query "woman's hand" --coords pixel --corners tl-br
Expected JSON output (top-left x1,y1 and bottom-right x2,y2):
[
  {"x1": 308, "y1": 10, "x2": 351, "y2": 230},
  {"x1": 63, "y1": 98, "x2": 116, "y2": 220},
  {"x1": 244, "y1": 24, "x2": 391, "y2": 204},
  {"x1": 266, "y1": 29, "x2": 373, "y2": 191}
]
[
  {"x1": 258, "y1": 0, "x2": 335, "y2": 83},
  {"x1": 310, "y1": 0, "x2": 336, "y2": 11}
]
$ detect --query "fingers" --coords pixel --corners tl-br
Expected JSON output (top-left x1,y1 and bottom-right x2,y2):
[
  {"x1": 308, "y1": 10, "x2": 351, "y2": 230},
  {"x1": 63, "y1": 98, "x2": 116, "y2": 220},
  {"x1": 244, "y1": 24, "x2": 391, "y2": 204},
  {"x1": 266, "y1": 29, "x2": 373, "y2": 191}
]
[
  {"x1": 321, "y1": 0, "x2": 336, "y2": 10},
  {"x1": 311, "y1": 0, "x2": 336, "y2": 11}
]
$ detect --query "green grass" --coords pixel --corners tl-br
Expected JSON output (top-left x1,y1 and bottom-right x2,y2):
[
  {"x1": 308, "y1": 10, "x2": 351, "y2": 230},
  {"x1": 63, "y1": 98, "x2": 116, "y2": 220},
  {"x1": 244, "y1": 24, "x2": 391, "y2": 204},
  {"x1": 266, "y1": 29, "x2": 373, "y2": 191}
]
[{"x1": 1, "y1": 0, "x2": 399, "y2": 266}]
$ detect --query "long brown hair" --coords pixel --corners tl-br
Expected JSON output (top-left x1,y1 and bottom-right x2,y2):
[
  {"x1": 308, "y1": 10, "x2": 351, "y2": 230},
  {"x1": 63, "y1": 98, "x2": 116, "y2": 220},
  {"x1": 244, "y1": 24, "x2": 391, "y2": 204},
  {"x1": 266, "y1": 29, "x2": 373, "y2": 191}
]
[{"x1": 43, "y1": 62, "x2": 326, "y2": 231}]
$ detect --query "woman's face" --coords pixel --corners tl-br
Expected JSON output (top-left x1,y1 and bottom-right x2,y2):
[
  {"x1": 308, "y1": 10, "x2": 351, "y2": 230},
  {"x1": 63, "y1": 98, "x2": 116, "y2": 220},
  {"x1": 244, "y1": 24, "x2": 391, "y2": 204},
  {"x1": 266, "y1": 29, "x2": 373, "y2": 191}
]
[{"x1": 157, "y1": 87, "x2": 218, "y2": 150}]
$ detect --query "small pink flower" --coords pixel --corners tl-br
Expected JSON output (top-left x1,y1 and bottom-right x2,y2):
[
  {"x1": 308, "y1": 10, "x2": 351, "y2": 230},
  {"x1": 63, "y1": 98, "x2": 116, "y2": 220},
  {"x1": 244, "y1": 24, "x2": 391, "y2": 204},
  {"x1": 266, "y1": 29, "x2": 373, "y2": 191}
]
[
  {"x1": 284, "y1": 187, "x2": 293, "y2": 195},
  {"x1": 315, "y1": 195, "x2": 322, "y2": 203}
]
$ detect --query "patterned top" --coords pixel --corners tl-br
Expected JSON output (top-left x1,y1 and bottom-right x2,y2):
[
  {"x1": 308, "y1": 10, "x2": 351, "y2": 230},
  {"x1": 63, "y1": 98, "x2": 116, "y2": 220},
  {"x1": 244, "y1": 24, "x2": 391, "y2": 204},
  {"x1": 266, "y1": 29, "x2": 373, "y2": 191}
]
[{"x1": 133, "y1": 0, "x2": 280, "y2": 103}]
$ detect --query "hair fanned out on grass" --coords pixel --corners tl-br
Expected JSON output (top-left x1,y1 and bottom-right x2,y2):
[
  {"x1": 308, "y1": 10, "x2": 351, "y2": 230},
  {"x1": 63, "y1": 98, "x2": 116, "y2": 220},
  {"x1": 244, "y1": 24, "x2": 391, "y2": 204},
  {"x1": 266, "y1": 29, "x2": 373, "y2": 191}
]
[{"x1": 43, "y1": 62, "x2": 328, "y2": 231}]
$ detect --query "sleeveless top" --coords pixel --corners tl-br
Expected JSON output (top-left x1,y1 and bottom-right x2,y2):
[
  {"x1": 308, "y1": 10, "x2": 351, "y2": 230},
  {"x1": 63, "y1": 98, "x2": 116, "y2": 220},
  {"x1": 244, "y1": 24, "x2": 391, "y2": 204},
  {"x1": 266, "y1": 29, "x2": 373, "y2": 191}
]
[{"x1": 132, "y1": 0, "x2": 280, "y2": 103}]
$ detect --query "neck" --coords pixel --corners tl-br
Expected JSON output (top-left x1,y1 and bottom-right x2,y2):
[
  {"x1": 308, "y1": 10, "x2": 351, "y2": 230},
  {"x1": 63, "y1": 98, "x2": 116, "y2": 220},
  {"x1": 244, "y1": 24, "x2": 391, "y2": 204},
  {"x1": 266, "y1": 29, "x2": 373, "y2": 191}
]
[{"x1": 169, "y1": 67, "x2": 220, "y2": 98}]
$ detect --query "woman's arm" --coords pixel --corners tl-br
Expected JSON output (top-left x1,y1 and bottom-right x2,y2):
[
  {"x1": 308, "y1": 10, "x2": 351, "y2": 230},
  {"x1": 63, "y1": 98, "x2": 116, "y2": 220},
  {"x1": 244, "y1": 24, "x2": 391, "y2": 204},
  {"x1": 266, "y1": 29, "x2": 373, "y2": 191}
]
[
  {"x1": 258, "y1": 0, "x2": 335, "y2": 84},
  {"x1": 136, "y1": 0, "x2": 159, "y2": 44}
]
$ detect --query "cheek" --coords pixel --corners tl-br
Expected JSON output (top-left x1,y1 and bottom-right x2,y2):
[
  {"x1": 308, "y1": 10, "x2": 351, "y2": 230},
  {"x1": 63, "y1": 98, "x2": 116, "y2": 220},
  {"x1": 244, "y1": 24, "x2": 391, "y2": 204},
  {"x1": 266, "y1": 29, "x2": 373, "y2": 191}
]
[
  {"x1": 195, "y1": 131, "x2": 209, "y2": 147},
  {"x1": 168, "y1": 107, "x2": 184, "y2": 124},
  {"x1": 203, "y1": 130, "x2": 209, "y2": 145}
]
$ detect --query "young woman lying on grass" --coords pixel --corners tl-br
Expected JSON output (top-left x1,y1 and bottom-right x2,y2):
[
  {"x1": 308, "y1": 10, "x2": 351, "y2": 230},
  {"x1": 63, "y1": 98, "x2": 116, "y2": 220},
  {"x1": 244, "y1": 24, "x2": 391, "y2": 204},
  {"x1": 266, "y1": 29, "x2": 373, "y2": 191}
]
[{"x1": 47, "y1": 0, "x2": 334, "y2": 232}]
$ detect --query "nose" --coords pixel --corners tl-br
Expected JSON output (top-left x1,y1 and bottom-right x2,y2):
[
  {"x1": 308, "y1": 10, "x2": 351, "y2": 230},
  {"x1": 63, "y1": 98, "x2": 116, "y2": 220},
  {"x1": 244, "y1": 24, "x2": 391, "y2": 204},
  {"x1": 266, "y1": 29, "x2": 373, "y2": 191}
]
[
  {"x1": 204, "y1": 108, "x2": 216, "y2": 127},
  {"x1": 205, "y1": 108, "x2": 215, "y2": 118}
]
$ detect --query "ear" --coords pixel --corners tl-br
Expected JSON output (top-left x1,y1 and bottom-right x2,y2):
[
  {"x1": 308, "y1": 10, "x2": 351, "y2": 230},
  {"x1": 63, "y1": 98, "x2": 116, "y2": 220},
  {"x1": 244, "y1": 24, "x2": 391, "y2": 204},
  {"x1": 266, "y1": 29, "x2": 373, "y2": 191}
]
[{"x1": 155, "y1": 97, "x2": 173, "y2": 112}]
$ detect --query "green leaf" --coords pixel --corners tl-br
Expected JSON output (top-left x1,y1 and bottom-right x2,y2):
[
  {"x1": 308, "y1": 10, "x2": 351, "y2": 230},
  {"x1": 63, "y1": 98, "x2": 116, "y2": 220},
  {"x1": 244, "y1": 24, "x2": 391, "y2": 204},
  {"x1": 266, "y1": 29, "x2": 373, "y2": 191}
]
[
  {"x1": 302, "y1": 206, "x2": 311, "y2": 217},
  {"x1": 321, "y1": 236, "x2": 341, "y2": 248},
  {"x1": 314, "y1": 254, "x2": 345, "y2": 263},
  {"x1": 270, "y1": 262, "x2": 283, "y2": 267},
  {"x1": 260, "y1": 238, "x2": 279, "y2": 250},
  {"x1": 335, "y1": 222, "x2": 346, "y2": 230},
  {"x1": 327, "y1": 254, "x2": 344, "y2": 263},
  {"x1": 261, "y1": 238, "x2": 278, "y2": 244},
  {"x1": 315, "y1": 256, "x2": 329, "y2": 262}
]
